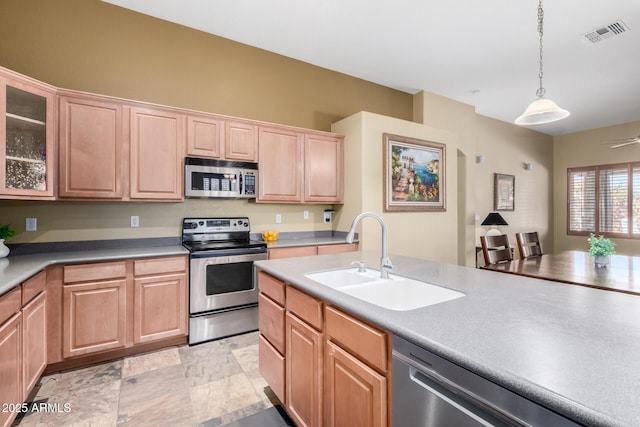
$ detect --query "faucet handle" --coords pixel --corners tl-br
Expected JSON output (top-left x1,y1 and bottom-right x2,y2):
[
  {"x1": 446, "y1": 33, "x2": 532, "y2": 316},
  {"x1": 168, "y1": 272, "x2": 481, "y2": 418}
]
[
  {"x1": 351, "y1": 260, "x2": 367, "y2": 273},
  {"x1": 381, "y1": 257, "x2": 393, "y2": 271}
]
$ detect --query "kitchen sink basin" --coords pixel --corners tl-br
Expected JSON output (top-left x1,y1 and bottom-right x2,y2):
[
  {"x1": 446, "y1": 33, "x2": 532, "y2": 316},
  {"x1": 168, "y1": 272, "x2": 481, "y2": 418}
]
[{"x1": 304, "y1": 268, "x2": 464, "y2": 311}]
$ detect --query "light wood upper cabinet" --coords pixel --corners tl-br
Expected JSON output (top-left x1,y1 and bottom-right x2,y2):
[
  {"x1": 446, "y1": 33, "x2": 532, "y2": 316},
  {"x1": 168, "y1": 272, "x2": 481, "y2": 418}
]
[
  {"x1": 0, "y1": 68, "x2": 56, "y2": 199},
  {"x1": 257, "y1": 125, "x2": 344, "y2": 204},
  {"x1": 304, "y1": 134, "x2": 343, "y2": 203},
  {"x1": 58, "y1": 94, "x2": 125, "y2": 199},
  {"x1": 186, "y1": 116, "x2": 257, "y2": 161},
  {"x1": 187, "y1": 114, "x2": 223, "y2": 159},
  {"x1": 225, "y1": 120, "x2": 257, "y2": 161},
  {"x1": 130, "y1": 106, "x2": 184, "y2": 200},
  {"x1": 258, "y1": 126, "x2": 304, "y2": 202}
]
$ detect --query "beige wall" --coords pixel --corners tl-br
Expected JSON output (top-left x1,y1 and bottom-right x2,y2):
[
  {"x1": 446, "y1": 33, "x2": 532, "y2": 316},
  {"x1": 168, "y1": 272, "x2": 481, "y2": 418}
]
[
  {"x1": 417, "y1": 92, "x2": 477, "y2": 266},
  {"x1": 332, "y1": 99, "x2": 554, "y2": 266},
  {"x1": 0, "y1": 200, "x2": 334, "y2": 243},
  {"x1": 475, "y1": 116, "x2": 554, "y2": 257},
  {"x1": 553, "y1": 120, "x2": 640, "y2": 255},
  {"x1": 333, "y1": 112, "x2": 458, "y2": 264}
]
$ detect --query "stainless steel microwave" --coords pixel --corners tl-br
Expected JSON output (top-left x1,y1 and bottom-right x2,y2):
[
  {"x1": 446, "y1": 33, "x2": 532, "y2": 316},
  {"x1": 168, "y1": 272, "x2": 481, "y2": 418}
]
[{"x1": 185, "y1": 157, "x2": 258, "y2": 198}]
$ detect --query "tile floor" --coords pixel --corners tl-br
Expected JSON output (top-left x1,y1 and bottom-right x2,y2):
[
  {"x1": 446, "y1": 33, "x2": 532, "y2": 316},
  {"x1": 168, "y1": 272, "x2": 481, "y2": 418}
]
[{"x1": 12, "y1": 331, "x2": 283, "y2": 427}]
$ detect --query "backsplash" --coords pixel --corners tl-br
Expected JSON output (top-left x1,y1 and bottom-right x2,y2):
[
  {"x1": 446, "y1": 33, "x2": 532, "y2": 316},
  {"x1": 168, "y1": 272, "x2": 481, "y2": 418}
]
[{"x1": 0, "y1": 199, "x2": 338, "y2": 244}]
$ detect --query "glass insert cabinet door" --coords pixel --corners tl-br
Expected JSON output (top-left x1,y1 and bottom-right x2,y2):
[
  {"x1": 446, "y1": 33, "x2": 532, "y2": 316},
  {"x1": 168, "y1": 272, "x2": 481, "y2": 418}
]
[{"x1": 0, "y1": 72, "x2": 55, "y2": 198}]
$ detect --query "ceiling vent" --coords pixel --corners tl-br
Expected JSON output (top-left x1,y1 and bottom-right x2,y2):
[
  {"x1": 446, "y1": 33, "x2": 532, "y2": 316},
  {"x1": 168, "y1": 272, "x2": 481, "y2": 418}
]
[{"x1": 582, "y1": 20, "x2": 630, "y2": 45}]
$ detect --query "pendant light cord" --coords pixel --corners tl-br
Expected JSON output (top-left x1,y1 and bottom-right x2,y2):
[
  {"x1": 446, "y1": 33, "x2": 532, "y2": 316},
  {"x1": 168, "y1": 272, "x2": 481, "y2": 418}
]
[{"x1": 536, "y1": 0, "x2": 546, "y2": 98}]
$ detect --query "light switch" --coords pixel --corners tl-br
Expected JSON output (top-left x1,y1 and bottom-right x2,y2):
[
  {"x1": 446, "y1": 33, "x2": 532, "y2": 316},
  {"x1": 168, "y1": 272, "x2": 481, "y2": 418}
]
[{"x1": 131, "y1": 216, "x2": 140, "y2": 227}]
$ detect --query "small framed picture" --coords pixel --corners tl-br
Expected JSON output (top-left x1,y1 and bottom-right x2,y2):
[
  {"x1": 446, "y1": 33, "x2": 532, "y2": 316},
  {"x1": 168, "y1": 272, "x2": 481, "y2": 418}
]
[{"x1": 494, "y1": 173, "x2": 515, "y2": 211}]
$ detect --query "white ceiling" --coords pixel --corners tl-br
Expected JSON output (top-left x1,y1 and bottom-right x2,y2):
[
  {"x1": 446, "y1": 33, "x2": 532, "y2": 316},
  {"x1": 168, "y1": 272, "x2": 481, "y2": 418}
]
[{"x1": 102, "y1": 0, "x2": 640, "y2": 136}]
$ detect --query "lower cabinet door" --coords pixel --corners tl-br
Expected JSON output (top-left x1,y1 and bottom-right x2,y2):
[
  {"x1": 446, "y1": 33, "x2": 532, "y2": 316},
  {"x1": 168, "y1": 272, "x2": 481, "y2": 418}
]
[
  {"x1": 324, "y1": 340, "x2": 387, "y2": 427},
  {"x1": 286, "y1": 312, "x2": 322, "y2": 427},
  {"x1": 133, "y1": 273, "x2": 187, "y2": 344},
  {"x1": 22, "y1": 292, "x2": 46, "y2": 398},
  {"x1": 62, "y1": 280, "x2": 127, "y2": 358},
  {"x1": 0, "y1": 312, "x2": 22, "y2": 427}
]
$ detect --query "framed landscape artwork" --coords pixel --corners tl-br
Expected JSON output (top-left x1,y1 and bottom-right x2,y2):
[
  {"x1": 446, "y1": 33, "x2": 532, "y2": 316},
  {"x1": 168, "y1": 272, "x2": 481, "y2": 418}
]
[
  {"x1": 383, "y1": 133, "x2": 446, "y2": 212},
  {"x1": 494, "y1": 173, "x2": 515, "y2": 211}
]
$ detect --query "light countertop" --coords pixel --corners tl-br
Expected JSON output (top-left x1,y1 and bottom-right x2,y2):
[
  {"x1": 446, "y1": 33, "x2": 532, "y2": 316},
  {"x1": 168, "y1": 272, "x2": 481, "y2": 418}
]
[
  {"x1": 255, "y1": 250, "x2": 640, "y2": 427},
  {"x1": 0, "y1": 245, "x2": 189, "y2": 297}
]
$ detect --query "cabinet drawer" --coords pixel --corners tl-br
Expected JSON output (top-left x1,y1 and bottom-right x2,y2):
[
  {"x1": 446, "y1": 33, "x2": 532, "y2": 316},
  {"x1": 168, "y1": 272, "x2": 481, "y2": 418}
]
[
  {"x1": 325, "y1": 305, "x2": 388, "y2": 373},
  {"x1": 134, "y1": 256, "x2": 187, "y2": 276},
  {"x1": 286, "y1": 286, "x2": 323, "y2": 331},
  {"x1": 268, "y1": 246, "x2": 317, "y2": 259},
  {"x1": 259, "y1": 334, "x2": 285, "y2": 403},
  {"x1": 258, "y1": 271, "x2": 285, "y2": 305},
  {"x1": 316, "y1": 243, "x2": 358, "y2": 255},
  {"x1": 259, "y1": 293, "x2": 285, "y2": 353},
  {"x1": 64, "y1": 261, "x2": 127, "y2": 283},
  {"x1": 22, "y1": 270, "x2": 46, "y2": 306},
  {"x1": 0, "y1": 286, "x2": 21, "y2": 325}
]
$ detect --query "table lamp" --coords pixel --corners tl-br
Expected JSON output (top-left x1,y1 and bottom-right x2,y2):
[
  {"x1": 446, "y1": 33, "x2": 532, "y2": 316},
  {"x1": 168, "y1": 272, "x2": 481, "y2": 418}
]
[{"x1": 481, "y1": 212, "x2": 508, "y2": 236}]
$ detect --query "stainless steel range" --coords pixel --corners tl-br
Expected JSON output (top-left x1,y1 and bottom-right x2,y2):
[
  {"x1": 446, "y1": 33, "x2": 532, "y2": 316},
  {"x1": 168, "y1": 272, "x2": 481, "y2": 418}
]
[{"x1": 182, "y1": 217, "x2": 267, "y2": 345}]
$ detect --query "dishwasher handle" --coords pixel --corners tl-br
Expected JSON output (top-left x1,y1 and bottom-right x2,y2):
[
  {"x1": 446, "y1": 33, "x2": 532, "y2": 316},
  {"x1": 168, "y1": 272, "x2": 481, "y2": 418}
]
[{"x1": 410, "y1": 367, "x2": 505, "y2": 427}]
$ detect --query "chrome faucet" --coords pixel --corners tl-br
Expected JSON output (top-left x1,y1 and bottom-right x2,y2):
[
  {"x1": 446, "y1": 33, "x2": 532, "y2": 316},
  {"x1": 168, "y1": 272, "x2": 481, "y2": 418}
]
[{"x1": 346, "y1": 212, "x2": 393, "y2": 279}]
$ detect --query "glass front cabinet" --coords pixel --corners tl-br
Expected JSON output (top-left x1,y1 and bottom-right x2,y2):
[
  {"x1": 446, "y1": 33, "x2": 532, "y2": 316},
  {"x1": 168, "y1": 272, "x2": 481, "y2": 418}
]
[{"x1": 0, "y1": 69, "x2": 55, "y2": 198}]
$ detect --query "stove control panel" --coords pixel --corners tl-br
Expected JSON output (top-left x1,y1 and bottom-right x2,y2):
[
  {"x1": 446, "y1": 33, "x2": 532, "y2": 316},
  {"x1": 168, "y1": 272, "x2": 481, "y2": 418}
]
[{"x1": 182, "y1": 217, "x2": 250, "y2": 234}]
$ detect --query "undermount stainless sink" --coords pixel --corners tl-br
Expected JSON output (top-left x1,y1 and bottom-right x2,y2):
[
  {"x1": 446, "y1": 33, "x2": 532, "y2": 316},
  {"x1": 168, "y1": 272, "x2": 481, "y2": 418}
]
[{"x1": 304, "y1": 267, "x2": 464, "y2": 311}]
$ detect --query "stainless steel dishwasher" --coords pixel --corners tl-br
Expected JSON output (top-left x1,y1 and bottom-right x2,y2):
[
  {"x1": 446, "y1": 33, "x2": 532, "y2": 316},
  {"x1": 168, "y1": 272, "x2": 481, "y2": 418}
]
[{"x1": 393, "y1": 336, "x2": 582, "y2": 427}]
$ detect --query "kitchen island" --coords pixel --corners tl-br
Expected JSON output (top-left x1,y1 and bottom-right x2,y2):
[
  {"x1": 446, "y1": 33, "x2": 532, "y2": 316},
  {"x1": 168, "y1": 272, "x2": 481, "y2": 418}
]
[{"x1": 255, "y1": 250, "x2": 640, "y2": 427}]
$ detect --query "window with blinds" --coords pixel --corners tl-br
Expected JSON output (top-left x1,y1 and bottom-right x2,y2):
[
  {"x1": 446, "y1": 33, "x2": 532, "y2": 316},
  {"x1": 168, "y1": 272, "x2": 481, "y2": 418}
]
[
  {"x1": 568, "y1": 162, "x2": 640, "y2": 238},
  {"x1": 568, "y1": 168, "x2": 595, "y2": 233}
]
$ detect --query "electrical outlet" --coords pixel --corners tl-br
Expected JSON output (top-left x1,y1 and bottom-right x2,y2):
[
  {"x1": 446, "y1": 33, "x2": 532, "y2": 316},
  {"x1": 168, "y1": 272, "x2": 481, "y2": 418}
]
[
  {"x1": 275, "y1": 214, "x2": 282, "y2": 224},
  {"x1": 131, "y1": 216, "x2": 140, "y2": 228},
  {"x1": 25, "y1": 217, "x2": 37, "y2": 231},
  {"x1": 303, "y1": 210, "x2": 309, "y2": 220}
]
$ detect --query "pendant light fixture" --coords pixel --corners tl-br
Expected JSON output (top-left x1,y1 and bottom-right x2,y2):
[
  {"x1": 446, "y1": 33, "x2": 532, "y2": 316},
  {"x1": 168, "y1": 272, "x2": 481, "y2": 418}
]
[{"x1": 515, "y1": 0, "x2": 569, "y2": 126}]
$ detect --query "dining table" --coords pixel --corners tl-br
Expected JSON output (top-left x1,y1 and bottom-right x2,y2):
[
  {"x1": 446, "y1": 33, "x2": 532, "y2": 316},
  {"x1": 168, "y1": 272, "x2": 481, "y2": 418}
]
[{"x1": 481, "y1": 250, "x2": 640, "y2": 296}]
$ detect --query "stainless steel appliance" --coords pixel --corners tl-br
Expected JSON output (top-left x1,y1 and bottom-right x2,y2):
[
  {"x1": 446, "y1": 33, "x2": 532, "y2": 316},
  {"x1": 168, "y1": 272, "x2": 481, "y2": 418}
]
[
  {"x1": 393, "y1": 335, "x2": 581, "y2": 427},
  {"x1": 185, "y1": 157, "x2": 258, "y2": 199},
  {"x1": 182, "y1": 217, "x2": 267, "y2": 344}
]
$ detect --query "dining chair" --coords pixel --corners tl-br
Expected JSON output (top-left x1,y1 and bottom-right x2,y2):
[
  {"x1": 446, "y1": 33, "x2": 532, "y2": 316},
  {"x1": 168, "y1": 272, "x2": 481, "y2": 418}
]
[
  {"x1": 515, "y1": 232, "x2": 543, "y2": 259},
  {"x1": 480, "y1": 234, "x2": 513, "y2": 265}
]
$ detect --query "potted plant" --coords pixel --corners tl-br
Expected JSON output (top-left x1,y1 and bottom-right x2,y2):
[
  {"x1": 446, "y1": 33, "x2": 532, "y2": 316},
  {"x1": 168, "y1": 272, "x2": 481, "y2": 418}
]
[
  {"x1": 0, "y1": 224, "x2": 18, "y2": 258},
  {"x1": 587, "y1": 233, "x2": 615, "y2": 268}
]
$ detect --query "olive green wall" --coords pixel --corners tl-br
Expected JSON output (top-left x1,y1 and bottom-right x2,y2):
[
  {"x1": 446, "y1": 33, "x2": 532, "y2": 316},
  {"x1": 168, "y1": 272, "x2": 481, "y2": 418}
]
[
  {"x1": 0, "y1": 0, "x2": 412, "y2": 132},
  {"x1": 0, "y1": 0, "x2": 412, "y2": 244}
]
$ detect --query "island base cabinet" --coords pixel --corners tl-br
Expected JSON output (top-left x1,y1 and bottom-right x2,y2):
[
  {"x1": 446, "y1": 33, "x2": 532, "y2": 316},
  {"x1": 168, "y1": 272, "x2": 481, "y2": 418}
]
[
  {"x1": 324, "y1": 340, "x2": 387, "y2": 427},
  {"x1": 0, "y1": 313, "x2": 22, "y2": 427},
  {"x1": 258, "y1": 334, "x2": 285, "y2": 403},
  {"x1": 286, "y1": 312, "x2": 323, "y2": 427}
]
